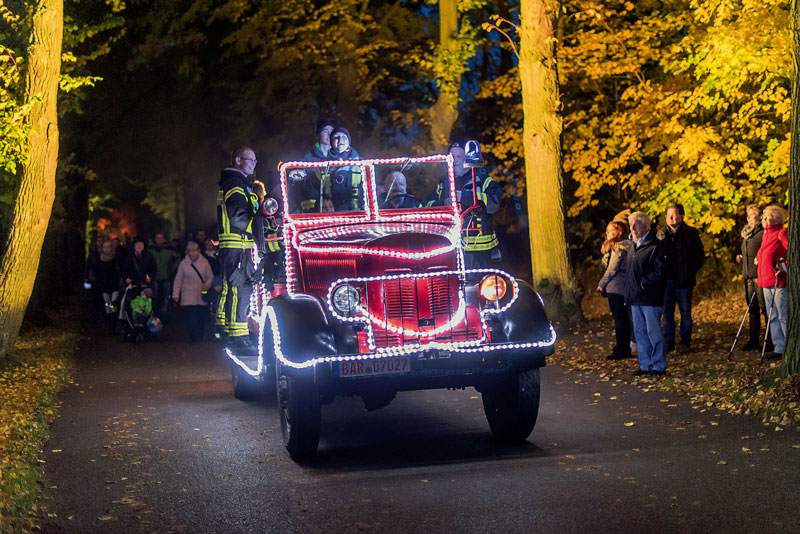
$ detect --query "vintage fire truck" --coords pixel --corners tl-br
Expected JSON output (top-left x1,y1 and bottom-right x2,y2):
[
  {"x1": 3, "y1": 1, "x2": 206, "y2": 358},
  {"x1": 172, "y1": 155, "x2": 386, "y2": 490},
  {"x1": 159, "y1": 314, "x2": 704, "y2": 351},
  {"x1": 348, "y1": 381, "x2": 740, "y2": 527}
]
[{"x1": 226, "y1": 151, "x2": 555, "y2": 460}]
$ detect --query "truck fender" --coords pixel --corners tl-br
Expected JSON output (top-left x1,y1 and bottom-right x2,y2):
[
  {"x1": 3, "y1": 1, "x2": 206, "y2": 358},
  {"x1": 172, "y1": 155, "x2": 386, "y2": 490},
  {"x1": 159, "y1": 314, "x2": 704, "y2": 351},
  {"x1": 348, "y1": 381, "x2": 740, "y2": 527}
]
[
  {"x1": 267, "y1": 293, "x2": 336, "y2": 366},
  {"x1": 491, "y1": 281, "x2": 552, "y2": 344}
]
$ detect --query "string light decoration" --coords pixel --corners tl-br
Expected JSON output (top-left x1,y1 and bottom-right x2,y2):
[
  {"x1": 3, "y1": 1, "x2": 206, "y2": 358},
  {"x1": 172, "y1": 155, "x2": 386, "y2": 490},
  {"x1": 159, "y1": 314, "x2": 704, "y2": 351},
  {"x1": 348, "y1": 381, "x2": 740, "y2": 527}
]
[
  {"x1": 291, "y1": 222, "x2": 461, "y2": 260},
  {"x1": 225, "y1": 156, "x2": 555, "y2": 375}
]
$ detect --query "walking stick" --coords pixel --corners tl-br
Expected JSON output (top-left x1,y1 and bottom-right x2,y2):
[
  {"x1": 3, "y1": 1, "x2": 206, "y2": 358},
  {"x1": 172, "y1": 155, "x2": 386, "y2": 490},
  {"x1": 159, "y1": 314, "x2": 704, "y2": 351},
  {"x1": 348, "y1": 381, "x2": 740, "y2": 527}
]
[
  {"x1": 761, "y1": 274, "x2": 780, "y2": 361},
  {"x1": 729, "y1": 289, "x2": 757, "y2": 360}
]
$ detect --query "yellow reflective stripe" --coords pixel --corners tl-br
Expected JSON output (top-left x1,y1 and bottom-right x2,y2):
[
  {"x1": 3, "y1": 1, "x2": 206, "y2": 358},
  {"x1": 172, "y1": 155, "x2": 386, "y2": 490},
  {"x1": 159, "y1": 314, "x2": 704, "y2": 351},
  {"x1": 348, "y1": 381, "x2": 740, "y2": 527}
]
[
  {"x1": 464, "y1": 236, "x2": 499, "y2": 251},
  {"x1": 267, "y1": 241, "x2": 281, "y2": 252},
  {"x1": 463, "y1": 232, "x2": 496, "y2": 243},
  {"x1": 219, "y1": 189, "x2": 231, "y2": 237},
  {"x1": 228, "y1": 286, "x2": 238, "y2": 333},
  {"x1": 425, "y1": 200, "x2": 436, "y2": 207},
  {"x1": 219, "y1": 242, "x2": 254, "y2": 249},
  {"x1": 224, "y1": 187, "x2": 245, "y2": 202},
  {"x1": 482, "y1": 177, "x2": 494, "y2": 191},
  {"x1": 476, "y1": 188, "x2": 487, "y2": 203},
  {"x1": 216, "y1": 279, "x2": 228, "y2": 326}
]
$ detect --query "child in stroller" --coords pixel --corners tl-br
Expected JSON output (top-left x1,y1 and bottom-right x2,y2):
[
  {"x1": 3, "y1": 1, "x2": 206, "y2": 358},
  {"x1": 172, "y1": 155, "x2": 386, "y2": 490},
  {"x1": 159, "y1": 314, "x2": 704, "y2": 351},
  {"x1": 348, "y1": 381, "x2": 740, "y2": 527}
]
[{"x1": 120, "y1": 285, "x2": 162, "y2": 342}]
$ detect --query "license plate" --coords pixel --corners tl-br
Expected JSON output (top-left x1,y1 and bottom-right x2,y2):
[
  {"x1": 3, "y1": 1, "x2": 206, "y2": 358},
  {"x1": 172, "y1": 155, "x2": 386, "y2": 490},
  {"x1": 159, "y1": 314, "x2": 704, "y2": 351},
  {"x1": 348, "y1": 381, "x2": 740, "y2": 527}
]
[{"x1": 338, "y1": 357, "x2": 410, "y2": 377}]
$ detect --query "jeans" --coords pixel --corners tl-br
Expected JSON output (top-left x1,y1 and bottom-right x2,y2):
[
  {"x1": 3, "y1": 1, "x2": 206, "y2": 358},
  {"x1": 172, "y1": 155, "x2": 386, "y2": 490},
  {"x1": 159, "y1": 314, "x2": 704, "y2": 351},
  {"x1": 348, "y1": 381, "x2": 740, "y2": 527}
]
[
  {"x1": 663, "y1": 280, "x2": 693, "y2": 347},
  {"x1": 631, "y1": 305, "x2": 666, "y2": 372},
  {"x1": 763, "y1": 287, "x2": 787, "y2": 353},
  {"x1": 607, "y1": 293, "x2": 631, "y2": 356}
]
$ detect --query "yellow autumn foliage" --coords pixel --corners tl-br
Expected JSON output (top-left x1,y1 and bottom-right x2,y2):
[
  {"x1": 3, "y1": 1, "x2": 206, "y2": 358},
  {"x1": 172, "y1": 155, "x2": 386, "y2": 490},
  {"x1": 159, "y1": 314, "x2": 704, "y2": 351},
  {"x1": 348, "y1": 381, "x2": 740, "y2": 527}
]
[
  {"x1": 0, "y1": 330, "x2": 73, "y2": 533},
  {"x1": 480, "y1": 0, "x2": 790, "y2": 240}
]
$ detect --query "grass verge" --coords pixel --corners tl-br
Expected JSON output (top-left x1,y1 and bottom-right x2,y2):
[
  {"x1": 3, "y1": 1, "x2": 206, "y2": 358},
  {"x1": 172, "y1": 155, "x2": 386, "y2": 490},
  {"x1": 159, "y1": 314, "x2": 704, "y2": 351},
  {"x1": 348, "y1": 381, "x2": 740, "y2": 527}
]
[{"x1": 0, "y1": 303, "x2": 78, "y2": 534}]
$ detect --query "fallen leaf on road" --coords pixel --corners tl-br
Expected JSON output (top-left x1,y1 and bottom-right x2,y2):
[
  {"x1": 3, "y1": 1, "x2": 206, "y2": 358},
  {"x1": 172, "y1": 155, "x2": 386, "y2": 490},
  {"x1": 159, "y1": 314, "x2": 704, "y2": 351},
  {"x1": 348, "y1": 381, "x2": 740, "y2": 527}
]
[
  {"x1": 624, "y1": 422, "x2": 635, "y2": 426},
  {"x1": 717, "y1": 461, "x2": 727, "y2": 465},
  {"x1": 98, "y1": 515, "x2": 115, "y2": 521}
]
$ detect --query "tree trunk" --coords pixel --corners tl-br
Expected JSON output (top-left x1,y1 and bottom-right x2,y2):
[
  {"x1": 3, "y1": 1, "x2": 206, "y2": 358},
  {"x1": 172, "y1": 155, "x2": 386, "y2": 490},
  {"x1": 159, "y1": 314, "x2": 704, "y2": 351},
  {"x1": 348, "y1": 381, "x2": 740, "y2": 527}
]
[
  {"x1": 428, "y1": 0, "x2": 459, "y2": 152},
  {"x1": 0, "y1": 0, "x2": 63, "y2": 359},
  {"x1": 784, "y1": 0, "x2": 800, "y2": 375},
  {"x1": 519, "y1": 0, "x2": 583, "y2": 323}
]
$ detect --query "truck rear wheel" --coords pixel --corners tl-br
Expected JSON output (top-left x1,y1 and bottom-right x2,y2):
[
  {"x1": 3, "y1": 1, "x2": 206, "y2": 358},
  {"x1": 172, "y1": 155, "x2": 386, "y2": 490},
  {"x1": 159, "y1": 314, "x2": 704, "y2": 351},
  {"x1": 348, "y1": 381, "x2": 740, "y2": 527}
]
[
  {"x1": 277, "y1": 364, "x2": 321, "y2": 460},
  {"x1": 482, "y1": 367, "x2": 540, "y2": 444},
  {"x1": 231, "y1": 362, "x2": 262, "y2": 401}
]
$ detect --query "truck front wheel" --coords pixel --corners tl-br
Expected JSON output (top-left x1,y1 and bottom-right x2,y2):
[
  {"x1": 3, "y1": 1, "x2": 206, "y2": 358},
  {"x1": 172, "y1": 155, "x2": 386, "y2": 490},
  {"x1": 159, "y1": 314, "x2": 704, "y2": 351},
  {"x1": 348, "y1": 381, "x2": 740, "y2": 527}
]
[
  {"x1": 482, "y1": 367, "x2": 540, "y2": 444},
  {"x1": 276, "y1": 365, "x2": 321, "y2": 460},
  {"x1": 231, "y1": 362, "x2": 262, "y2": 401}
]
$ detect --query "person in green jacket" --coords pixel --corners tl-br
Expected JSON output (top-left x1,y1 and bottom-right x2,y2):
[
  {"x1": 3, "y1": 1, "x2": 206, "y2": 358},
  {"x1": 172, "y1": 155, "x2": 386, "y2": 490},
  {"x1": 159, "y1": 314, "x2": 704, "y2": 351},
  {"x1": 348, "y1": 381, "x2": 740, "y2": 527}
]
[
  {"x1": 130, "y1": 287, "x2": 153, "y2": 325},
  {"x1": 151, "y1": 233, "x2": 179, "y2": 314}
]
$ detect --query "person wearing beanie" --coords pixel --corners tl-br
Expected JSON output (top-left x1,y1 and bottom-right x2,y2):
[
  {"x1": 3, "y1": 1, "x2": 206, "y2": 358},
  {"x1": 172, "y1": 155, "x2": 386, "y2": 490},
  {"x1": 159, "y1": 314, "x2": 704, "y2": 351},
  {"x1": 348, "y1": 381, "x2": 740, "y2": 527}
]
[
  {"x1": 326, "y1": 127, "x2": 363, "y2": 211},
  {"x1": 296, "y1": 119, "x2": 336, "y2": 212},
  {"x1": 305, "y1": 119, "x2": 334, "y2": 161}
]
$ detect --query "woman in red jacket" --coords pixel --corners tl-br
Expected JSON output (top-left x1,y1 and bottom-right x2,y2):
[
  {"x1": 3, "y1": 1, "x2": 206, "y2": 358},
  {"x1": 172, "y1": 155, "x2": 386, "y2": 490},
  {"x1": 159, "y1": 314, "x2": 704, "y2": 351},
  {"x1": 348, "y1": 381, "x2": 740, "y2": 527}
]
[{"x1": 756, "y1": 205, "x2": 788, "y2": 358}]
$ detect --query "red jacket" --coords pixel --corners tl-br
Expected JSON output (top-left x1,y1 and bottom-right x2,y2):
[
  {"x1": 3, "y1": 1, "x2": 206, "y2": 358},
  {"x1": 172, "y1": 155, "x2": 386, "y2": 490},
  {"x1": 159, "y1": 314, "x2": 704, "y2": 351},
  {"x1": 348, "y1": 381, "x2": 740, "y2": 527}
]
[{"x1": 756, "y1": 225, "x2": 788, "y2": 288}]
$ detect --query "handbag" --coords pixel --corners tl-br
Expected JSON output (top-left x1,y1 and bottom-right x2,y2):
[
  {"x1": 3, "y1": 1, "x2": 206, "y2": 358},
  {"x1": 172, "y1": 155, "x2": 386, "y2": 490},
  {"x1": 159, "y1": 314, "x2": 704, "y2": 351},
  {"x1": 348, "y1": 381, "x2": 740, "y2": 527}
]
[{"x1": 190, "y1": 263, "x2": 214, "y2": 304}]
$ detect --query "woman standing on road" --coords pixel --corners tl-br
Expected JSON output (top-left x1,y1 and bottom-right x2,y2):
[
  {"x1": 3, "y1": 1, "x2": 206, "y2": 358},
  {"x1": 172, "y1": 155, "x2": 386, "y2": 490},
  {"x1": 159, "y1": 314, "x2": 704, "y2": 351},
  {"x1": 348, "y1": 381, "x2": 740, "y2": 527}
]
[
  {"x1": 597, "y1": 221, "x2": 634, "y2": 360},
  {"x1": 756, "y1": 205, "x2": 788, "y2": 359},
  {"x1": 172, "y1": 241, "x2": 214, "y2": 343}
]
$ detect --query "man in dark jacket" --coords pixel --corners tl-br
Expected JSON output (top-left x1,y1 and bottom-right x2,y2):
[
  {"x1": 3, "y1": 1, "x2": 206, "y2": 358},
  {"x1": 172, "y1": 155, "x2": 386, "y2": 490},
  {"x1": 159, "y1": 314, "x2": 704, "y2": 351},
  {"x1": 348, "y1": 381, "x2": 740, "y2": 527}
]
[
  {"x1": 625, "y1": 211, "x2": 666, "y2": 376},
  {"x1": 216, "y1": 146, "x2": 260, "y2": 355},
  {"x1": 736, "y1": 205, "x2": 770, "y2": 351},
  {"x1": 656, "y1": 203, "x2": 705, "y2": 353}
]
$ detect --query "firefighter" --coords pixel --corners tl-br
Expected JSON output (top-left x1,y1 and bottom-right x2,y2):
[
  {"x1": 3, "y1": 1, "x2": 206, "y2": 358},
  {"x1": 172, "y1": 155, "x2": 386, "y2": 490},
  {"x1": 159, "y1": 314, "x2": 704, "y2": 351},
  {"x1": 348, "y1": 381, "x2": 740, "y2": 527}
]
[
  {"x1": 215, "y1": 146, "x2": 261, "y2": 355},
  {"x1": 428, "y1": 138, "x2": 502, "y2": 273}
]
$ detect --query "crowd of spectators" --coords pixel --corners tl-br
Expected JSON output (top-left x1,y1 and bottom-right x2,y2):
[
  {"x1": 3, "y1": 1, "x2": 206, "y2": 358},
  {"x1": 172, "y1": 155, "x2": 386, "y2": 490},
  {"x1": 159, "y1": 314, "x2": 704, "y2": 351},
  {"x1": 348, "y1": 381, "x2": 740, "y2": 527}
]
[
  {"x1": 84, "y1": 229, "x2": 222, "y2": 342},
  {"x1": 597, "y1": 203, "x2": 788, "y2": 378}
]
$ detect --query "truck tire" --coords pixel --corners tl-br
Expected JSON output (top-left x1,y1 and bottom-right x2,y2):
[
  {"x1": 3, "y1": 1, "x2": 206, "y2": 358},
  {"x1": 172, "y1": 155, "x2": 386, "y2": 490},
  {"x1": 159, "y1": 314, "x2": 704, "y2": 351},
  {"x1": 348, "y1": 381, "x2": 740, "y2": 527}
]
[
  {"x1": 482, "y1": 367, "x2": 540, "y2": 444},
  {"x1": 231, "y1": 362, "x2": 262, "y2": 401},
  {"x1": 277, "y1": 364, "x2": 321, "y2": 460}
]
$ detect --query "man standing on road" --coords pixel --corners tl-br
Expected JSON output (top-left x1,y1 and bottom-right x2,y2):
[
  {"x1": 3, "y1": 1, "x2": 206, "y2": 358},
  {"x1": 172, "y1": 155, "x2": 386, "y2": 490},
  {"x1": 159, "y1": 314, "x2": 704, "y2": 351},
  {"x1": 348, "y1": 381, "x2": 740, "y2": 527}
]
[
  {"x1": 657, "y1": 203, "x2": 705, "y2": 354},
  {"x1": 216, "y1": 146, "x2": 260, "y2": 356},
  {"x1": 625, "y1": 211, "x2": 666, "y2": 376}
]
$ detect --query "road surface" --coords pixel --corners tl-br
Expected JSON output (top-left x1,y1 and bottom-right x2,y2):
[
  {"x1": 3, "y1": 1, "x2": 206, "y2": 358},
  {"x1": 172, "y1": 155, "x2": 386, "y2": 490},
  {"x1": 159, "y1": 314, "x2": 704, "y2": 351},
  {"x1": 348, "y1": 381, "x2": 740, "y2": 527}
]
[{"x1": 37, "y1": 320, "x2": 800, "y2": 533}]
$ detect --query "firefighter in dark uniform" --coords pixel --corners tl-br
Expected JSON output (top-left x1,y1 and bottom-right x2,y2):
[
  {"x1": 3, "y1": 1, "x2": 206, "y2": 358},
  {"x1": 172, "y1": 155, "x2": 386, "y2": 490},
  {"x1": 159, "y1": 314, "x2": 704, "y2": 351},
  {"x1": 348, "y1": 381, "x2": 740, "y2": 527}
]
[
  {"x1": 428, "y1": 138, "x2": 502, "y2": 272},
  {"x1": 216, "y1": 146, "x2": 261, "y2": 355}
]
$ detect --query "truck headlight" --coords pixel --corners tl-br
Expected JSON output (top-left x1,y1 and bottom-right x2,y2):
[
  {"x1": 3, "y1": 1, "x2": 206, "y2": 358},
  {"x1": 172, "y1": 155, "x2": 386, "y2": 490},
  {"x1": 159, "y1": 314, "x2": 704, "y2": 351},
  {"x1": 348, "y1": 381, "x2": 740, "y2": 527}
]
[
  {"x1": 332, "y1": 284, "x2": 360, "y2": 316},
  {"x1": 479, "y1": 274, "x2": 507, "y2": 301}
]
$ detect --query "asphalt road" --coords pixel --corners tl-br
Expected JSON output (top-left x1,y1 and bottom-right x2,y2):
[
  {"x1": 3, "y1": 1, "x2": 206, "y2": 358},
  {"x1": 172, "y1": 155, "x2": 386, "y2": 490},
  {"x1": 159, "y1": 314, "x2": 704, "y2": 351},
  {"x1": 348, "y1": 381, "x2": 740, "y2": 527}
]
[{"x1": 37, "y1": 318, "x2": 800, "y2": 533}]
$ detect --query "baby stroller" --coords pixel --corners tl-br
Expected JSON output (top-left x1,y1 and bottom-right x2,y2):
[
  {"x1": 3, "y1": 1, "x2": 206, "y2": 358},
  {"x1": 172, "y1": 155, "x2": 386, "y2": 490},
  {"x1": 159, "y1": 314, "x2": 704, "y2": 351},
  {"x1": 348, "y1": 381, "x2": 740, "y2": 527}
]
[{"x1": 119, "y1": 284, "x2": 162, "y2": 342}]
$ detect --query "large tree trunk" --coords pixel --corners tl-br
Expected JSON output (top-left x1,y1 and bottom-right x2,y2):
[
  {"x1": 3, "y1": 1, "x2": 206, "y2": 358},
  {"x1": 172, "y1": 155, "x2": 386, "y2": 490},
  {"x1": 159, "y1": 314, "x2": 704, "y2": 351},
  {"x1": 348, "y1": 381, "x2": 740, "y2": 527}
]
[
  {"x1": 519, "y1": 0, "x2": 583, "y2": 323},
  {"x1": 428, "y1": 0, "x2": 459, "y2": 152},
  {"x1": 784, "y1": 0, "x2": 800, "y2": 375},
  {"x1": 0, "y1": 0, "x2": 63, "y2": 358}
]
